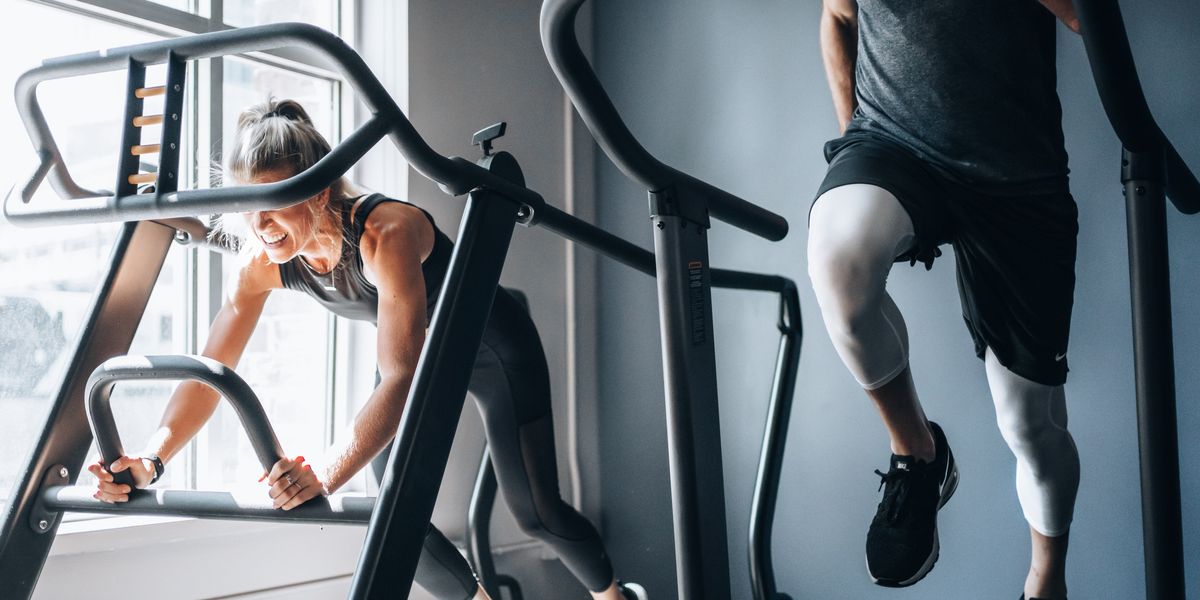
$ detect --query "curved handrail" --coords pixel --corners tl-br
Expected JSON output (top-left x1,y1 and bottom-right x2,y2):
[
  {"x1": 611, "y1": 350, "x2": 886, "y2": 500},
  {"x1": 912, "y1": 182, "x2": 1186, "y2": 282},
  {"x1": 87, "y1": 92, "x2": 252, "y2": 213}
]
[
  {"x1": 540, "y1": 0, "x2": 789, "y2": 241},
  {"x1": 1075, "y1": 0, "x2": 1199, "y2": 214},
  {"x1": 85, "y1": 355, "x2": 285, "y2": 487},
  {"x1": 6, "y1": 22, "x2": 545, "y2": 227}
]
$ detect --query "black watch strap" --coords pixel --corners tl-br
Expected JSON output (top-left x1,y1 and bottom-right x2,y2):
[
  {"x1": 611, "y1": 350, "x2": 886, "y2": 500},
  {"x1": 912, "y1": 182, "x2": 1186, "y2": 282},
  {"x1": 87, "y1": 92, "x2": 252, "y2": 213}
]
[{"x1": 145, "y1": 454, "x2": 165, "y2": 485}]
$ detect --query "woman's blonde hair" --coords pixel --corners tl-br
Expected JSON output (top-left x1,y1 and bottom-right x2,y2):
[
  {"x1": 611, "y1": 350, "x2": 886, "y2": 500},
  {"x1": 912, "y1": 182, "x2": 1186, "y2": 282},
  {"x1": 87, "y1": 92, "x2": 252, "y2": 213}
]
[{"x1": 213, "y1": 98, "x2": 357, "y2": 252}]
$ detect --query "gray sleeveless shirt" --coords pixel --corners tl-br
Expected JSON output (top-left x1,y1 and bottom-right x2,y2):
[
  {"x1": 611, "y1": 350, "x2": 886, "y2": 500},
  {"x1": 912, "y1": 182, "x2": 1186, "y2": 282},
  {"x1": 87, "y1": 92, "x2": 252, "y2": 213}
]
[
  {"x1": 847, "y1": 0, "x2": 1069, "y2": 194},
  {"x1": 278, "y1": 194, "x2": 453, "y2": 325}
]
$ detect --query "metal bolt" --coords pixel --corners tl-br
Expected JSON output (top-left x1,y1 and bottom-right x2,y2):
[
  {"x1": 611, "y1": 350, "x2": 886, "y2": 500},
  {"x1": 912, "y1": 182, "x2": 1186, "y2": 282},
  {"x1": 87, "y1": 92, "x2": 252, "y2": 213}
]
[
  {"x1": 516, "y1": 206, "x2": 530, "y2": 219},
  {"x1": 168, "y1": 172, "x2": 174, "y2": 179},
  {"x1": 58, "y1": 467, "x2": 68, "y2": 478},
  {"x1": 38, "y1": 520, "x2": 48, "y2": 530},
  {"x1": 169, "y1": 143, "x2": 176, "y2": 150},
  {"x1": 656, "y1": 221, "x2": 665, "y2": 229},
  {"x1": 1136, "y1": 185, "x2": 1146, "y2": 195},
  {"x1": 173, "y1": 84, "x2": 181, "y2": 92},
  {"x1": 172, "y1": 113, "x2": 179, "y2": 121}
]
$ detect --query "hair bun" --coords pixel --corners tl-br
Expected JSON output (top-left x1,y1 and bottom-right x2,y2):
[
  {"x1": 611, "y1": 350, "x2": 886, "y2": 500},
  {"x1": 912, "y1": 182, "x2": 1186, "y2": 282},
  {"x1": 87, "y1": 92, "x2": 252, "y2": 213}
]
[{"x1": 264, "y1": 99, "x2": 312, "y2": 125}]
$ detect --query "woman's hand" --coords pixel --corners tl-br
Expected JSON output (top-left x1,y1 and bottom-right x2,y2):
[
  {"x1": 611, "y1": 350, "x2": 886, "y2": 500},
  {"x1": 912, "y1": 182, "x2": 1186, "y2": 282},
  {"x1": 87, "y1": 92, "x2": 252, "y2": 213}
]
[
  {"x1": 87, "y1": 456, "x2": 155, "y2": 503},
  {"x1": 261, "y1": 455, "x2": 328, "y2": 511}
]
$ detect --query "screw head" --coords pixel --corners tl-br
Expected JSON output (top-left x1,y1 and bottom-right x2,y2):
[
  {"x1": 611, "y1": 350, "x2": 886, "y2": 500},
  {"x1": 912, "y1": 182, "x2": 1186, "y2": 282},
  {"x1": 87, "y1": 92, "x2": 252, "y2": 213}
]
[
  {"x1": 169, "y1": 143, "x2": 176, "y2": 150},
  {"x1": 1136, "y1": 185, "x2": 1146, "y2": 195},
  {"x1": 173, "y1": 84, "x2": 181, "y2": 92},
  {"x1": 656, "y1": 221, "x2": 665, "y2": 229},
  {"x1": 38, "y1": 519, "x2": 48, "y2": 530},
  {"x1": 58, "y1": 467, "x2": 68, "y2": 478},
  {"x1": 172, "y1": 113, "x2": 179, "y2": 121}
]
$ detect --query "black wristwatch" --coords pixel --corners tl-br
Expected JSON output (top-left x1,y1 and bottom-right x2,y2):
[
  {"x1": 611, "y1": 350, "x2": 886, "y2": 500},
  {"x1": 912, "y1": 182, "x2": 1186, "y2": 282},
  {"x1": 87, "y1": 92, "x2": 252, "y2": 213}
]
[{"x1": 145, "y1": 454, "x2": 165, "y2": 485}]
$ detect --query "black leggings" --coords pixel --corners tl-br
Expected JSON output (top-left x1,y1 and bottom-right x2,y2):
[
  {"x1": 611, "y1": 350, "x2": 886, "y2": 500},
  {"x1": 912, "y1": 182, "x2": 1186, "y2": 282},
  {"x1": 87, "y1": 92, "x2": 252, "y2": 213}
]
[{"x1": 370, "y1": 289, "x2": 613, "y2": 600}]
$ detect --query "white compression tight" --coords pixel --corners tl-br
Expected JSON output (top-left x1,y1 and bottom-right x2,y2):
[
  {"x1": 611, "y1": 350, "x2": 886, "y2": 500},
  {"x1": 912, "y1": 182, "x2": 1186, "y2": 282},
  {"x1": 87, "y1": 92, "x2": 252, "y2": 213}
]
[{"x1": 808, "y1": 183, "x2": 1079, "y2": 536}]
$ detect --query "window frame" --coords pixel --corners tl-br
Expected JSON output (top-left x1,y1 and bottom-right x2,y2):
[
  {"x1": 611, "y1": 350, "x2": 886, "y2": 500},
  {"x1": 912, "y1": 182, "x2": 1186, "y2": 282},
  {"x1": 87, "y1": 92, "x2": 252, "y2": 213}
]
[{"x1": 10, "y1": 0, "x2": 365, "y2": 573}]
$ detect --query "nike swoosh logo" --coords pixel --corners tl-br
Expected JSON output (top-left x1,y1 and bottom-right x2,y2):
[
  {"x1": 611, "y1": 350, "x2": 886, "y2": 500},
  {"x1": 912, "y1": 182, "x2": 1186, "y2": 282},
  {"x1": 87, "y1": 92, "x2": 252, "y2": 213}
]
[{"x1": 1055, "y1": 352, "x2": 1067, "y2": 362}]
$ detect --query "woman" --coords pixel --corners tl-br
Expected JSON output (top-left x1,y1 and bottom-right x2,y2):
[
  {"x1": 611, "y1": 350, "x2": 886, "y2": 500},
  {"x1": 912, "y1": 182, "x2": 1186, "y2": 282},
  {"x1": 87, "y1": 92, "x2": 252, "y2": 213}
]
[{"x1": 88, "y1": 99, "x2": 646, "y2": 600}]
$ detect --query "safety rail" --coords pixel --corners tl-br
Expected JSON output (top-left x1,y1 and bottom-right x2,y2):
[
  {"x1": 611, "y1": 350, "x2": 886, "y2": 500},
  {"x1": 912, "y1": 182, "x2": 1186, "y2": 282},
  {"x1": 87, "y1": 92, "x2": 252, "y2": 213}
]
[
  {"x1": 539, "y1": 0, "x2": 788, "y2": 241},
  {"x1": 85, "y1": 355, "x2": 284, "y2": 487},
  {"x1": 5, "y1": 22, "x2": 544, "y2": 227},
  {"x1": 1076, "y1": 0, "x2": 1198, "y2": 215},
  {"x1": 1075, "y1": 2, "x2": 1196, "y2": 598}
]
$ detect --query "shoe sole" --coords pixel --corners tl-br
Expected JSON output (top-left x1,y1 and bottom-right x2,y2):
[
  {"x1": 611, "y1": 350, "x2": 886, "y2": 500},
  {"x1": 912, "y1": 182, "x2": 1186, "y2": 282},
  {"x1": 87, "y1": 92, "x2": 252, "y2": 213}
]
[
  {"x1": 621, "y1": 582, "x2": 649, "y2": 600},
  {"x1": 868, "y1": 448, "x2": 959, "y2": 588}
]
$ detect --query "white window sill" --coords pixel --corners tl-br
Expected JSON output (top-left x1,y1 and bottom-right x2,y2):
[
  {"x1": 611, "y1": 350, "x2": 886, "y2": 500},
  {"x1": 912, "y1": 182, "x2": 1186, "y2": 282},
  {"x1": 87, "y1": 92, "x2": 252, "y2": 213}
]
[{"x1": 37, "y1": 513, "x2": 366, "y2": 599}]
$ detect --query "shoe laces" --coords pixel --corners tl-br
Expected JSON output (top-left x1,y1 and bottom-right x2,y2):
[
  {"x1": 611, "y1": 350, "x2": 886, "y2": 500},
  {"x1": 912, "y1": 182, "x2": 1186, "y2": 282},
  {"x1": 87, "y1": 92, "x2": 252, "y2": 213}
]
[{"x1": 875, "y1": 467, "x2": 913, "y2": 523}]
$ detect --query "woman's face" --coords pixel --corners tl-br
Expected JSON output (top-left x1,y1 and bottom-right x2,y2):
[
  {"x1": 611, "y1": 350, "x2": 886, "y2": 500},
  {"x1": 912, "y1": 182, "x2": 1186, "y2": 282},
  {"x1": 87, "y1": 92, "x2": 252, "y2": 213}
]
[{"x1": 240, "y1": 169, "x2": 328, "y2": 263}]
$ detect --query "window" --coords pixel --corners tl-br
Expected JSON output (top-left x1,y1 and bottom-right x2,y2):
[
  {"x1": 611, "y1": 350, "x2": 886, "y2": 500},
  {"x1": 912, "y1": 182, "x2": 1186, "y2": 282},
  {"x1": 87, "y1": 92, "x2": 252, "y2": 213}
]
[{"x1": 0, "y1": 0, "x2": 360, "y2": 509}]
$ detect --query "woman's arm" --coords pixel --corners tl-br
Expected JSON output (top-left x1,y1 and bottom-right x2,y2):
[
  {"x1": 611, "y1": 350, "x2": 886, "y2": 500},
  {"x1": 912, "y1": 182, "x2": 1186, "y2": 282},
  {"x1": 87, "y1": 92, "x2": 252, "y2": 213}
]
[
  {"x1": 821, "y1": 0, "x2": 859, "y2": 133},
  {"x1": 268, "y1": 203, "x2": 433, "y2": 510},
  {"x1": 90, "y1": 252, "x2": 277, "y2": 501}
]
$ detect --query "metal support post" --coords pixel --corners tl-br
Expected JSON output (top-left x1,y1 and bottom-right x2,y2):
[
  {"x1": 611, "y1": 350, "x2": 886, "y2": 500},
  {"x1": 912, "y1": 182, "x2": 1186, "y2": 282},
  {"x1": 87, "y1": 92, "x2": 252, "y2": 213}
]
[{"x1": 1123, "y1": 148, "x2": 1186, "y2": 600}]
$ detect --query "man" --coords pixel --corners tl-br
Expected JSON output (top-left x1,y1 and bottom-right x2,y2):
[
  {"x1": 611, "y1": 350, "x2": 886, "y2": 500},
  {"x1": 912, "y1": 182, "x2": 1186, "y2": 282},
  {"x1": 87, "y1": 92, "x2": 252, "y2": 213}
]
[{"x1": 810, "y1": 1, "x2": 1082, "y2": 598}]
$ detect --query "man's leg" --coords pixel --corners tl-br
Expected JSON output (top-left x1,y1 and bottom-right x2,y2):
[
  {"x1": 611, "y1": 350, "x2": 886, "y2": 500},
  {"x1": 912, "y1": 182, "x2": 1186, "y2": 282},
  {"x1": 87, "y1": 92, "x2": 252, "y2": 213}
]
[
  {"x1": 808, "y1": 183, "x2": 957, "y2": 587},
  {"x1": 985, "y1": 349, "x2": 1078, "y2": 599},
  {"x1": 808, "y1": 183, "x2": 933, "y2": 460}
]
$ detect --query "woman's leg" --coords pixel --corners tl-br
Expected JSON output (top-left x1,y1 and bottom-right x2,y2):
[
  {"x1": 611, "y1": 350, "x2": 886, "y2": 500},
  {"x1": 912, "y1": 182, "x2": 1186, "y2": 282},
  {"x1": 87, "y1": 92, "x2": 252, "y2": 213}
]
[
  {"x1": 469, "y1": 289, "x2": 619, "y2": 597},
  {"x1": 984, "y1": 348, "x2": 1078, "y2": 599}
]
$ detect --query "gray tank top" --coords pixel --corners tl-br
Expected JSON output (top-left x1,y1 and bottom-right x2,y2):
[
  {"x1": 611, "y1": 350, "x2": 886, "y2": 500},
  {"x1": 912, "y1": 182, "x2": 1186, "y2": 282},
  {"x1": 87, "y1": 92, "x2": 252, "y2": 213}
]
[
  {"x1": 278, "y1": 194, "x2": 453, "y2": 325},
  {"x1": 848, "y1": 0, "x2": 1069, "y2": 194}
]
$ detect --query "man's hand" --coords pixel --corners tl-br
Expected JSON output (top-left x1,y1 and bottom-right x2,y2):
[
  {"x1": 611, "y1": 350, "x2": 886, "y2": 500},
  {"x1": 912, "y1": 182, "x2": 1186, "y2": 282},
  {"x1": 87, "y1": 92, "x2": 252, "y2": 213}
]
[
  {"x1": 1039, "y1": 0, "x2": 1081, "y2": 33},
  {"x1": 262, "y1": 455, "x2": 328, "y2": 511}
]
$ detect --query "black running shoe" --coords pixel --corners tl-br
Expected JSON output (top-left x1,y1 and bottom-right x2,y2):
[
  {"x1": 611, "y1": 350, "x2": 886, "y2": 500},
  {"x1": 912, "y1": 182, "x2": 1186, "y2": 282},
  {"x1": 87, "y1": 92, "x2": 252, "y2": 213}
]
[
  {"x1": 865, "y1": 421, "x2": 959, "y2": 587},
  {"x1": 619, "y1": 581, "x2": 648, "y2": 600}
]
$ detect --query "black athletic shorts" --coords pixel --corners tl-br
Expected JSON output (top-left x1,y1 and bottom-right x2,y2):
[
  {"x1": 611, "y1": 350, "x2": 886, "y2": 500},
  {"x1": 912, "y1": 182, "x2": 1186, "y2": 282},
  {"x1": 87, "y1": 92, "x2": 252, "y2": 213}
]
[{"x1": 814, "y1": 133, "x2": 1078, "y2": 386}]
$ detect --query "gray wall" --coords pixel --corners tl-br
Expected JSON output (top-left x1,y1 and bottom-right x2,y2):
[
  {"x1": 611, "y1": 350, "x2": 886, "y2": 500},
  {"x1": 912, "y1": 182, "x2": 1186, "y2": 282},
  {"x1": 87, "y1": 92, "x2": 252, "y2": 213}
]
[{"x1": 590, "y1": 1, "x2": 1200, "y2": 599}]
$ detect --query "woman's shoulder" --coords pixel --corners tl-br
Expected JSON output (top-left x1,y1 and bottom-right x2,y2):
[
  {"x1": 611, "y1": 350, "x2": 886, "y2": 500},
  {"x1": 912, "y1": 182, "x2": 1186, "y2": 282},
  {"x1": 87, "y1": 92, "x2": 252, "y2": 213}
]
[{"x1": 352, "y1": 195, "x2": 436, "y2": 264}]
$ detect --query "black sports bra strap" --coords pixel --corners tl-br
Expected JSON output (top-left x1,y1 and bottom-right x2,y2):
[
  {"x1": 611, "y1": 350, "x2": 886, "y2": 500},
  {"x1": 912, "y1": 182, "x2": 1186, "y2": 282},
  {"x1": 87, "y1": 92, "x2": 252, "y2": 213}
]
[
  {"x1": 352, "y1": 194, "x2": 439, "y2": 245},
  {"x1": 351, "y1": 193, "x2": 388, "y2": 241}
]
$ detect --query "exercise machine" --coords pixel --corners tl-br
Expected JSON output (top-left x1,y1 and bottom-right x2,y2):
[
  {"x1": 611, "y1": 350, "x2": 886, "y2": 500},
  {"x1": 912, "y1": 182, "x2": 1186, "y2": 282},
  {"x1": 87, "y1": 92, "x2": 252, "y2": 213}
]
[
  {"x1": 1076, "y1": 2, "x2": 1199, "y2": 599},
  {"x1": 1, "y1": 20, "x2": 797, "y2": 600},
  {"x1": 541, "y1": 2, "x2": 796, "y2": 598}
]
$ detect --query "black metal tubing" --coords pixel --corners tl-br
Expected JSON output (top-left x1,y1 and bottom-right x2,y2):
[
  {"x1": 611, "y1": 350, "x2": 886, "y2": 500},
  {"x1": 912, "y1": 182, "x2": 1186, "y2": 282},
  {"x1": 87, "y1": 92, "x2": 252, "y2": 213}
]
[
  {"x1": 6, "y1": 22, "x2": 546, "y2": 226},
  {"x1": 749, "y1": 285, "x2": 801, "y2": 600},
  {"x1": 1075, "y1": 0, "x2": 1199, "y2": 214},
  {"x1": 351, "y1": 189, "x2": 521, "y2": 599},
  {"x1": 539, "y1": 201, "x2": 801, "y2": 599},
  {"x1": 41, "y1": 486, "x2": 376, "y2": 525},
  {"x1": 467, "y1": 447, "x2": 504, "y2": 598},
  {"x1": 1074, "y1": 3, "x2": 1197, "y2": 598},
  {"x1": 85, "y1": 354, "x2": 285, "y2": 487},
  {"x1": 539, "y1": 0, "x2": 788, "y2": 241},
  {"x1": 1123, "y1": 151, "x2": 1186, "y2": 600},
  {"x1": 537, "y1": 203, "x2": 791, "y2": 293}
]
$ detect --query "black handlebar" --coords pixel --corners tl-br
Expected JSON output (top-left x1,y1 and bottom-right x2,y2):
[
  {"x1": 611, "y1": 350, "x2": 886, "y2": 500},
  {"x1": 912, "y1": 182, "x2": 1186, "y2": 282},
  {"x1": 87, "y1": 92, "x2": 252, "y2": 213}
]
[
  {"x1": 1075, "y1": 0, "x2": 1199, "y2": 214},
  {"x1": 6, "y1": 23, "x2": 545, "y2": 227},
  {"x1": 539, "y1": 0, "x2": 789, "y2": 241},
  {"x1": 85, "y1": 355, "x2": 285, "y2": 488}
]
